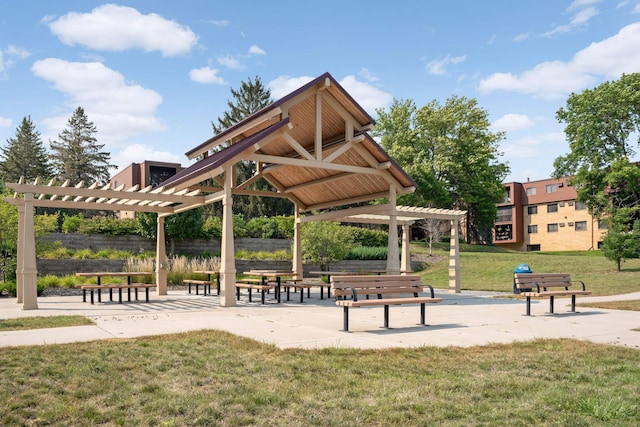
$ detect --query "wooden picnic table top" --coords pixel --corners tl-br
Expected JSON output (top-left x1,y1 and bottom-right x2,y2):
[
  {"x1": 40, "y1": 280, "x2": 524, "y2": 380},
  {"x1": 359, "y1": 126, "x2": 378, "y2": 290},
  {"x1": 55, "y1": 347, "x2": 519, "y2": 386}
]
[{"x1": 75, "y1": 271, "x2": 153, "y2": 277}]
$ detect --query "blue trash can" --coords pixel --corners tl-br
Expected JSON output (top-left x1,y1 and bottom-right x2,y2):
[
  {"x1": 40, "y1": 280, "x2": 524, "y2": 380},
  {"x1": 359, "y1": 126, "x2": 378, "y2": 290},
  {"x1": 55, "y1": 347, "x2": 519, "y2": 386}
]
[{"x1": 513, "y1": 264, "x2": 532, "y2": 294}]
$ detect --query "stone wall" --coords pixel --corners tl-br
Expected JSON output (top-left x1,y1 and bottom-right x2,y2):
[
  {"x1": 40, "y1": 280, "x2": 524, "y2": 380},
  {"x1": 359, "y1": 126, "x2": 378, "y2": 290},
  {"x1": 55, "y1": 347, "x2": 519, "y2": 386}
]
[{"x1": 40, "y1": 233, "x2": 292, "y2": 254}]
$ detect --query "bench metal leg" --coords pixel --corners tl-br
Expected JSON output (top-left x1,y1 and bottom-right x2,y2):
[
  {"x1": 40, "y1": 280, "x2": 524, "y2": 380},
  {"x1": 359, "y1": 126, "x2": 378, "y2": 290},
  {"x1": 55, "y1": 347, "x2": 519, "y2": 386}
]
[
  {"x1": 82, "y1": 289, "x2": 87, "y2": 302},
  {"x1": 90, "y1": 290, "x2": 95, "y2": 305},
  {"x1": 118, "y1": 288, "x2": 123, "y2": 303},
  {"x1": 248, "y1": 288, "x2": 253, "y2": 302},
  {"x1": 320, "y1": 286, "x2": 324, "y2": 300},
  {"x1": 420, "y1": 303, "x2": 426, "y2": 325},
  {"x1": 571, "y1": 294, "x2": 576, "y2": 312},
  {"x1": 261, "y1": 289, "x2": 266, "y2": 304},
  {"x1": 109, "y1": 288, "x2": 113, "y2": 302},
  {"x1": 97, "y1": 288, "x2": 102, "y2": 303},
  {"x1": 145, "y1": 287, "x2": 150, "y2": 302},
  {"x1": 127, "y1": 287, "x2": 132, "y2": 301},
  {"x1": 300, "y1": 288, "x2": 304, "y2": 303},
  {"x1": 549, "y1": 296, "x2": 555, "y2": 314},
  {"x1": 134, "y1": 287, "x2": 139, "y2": 301},
  {"x1": 526, "y1": 296, "x2": 531, "y2": 316},
  {"x1": 188, "y1": 282, "x2": 192, "y2": 294},
  {"x1": 236, "y1": 287, "x2": 240, "y2": 301},
  {"x1": 343, "y1": 306, "x2": 349, "y2": 332},
  {"x1": 383, "y1": 305, "x2": 390, "y2": 328}
]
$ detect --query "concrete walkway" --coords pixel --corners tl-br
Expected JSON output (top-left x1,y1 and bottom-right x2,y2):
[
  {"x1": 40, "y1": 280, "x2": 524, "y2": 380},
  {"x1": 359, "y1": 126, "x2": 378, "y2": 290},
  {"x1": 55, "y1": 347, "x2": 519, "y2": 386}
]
[{"x1": 1, "y1": 289, "x2": 639, "y2": 350}]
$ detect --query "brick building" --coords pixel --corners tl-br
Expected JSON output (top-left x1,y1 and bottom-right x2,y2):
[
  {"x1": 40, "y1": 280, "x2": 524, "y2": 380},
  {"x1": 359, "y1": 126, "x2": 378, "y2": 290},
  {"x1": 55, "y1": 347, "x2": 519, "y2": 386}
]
[
  {"x1": 110, "y1": 160, "x2": 183, "y2": 218},
  {"x1": 494, "y1": 177, "x2": 607, "y2": 251}
]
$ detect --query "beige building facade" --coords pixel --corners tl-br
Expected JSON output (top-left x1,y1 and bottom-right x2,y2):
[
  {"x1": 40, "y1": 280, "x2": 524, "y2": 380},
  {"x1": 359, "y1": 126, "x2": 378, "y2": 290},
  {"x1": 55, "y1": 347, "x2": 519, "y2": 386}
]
[{"x1": 494, "y1": 177, "x2": 607, "y2": 251}]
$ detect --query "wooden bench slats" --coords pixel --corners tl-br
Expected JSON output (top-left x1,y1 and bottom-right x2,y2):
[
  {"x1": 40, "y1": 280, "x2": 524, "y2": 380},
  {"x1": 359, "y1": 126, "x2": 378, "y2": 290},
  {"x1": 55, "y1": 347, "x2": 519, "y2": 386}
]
[
  {"x1": 514, "y1": 273, "x2": 591, "y2": 315},
  {"x1": 330, "y1": 274, "x2": 441, "y2": 331}
]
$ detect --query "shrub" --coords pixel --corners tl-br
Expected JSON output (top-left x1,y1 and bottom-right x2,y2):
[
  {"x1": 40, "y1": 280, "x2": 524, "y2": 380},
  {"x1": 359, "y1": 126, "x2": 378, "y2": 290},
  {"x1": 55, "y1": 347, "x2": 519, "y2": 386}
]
[
  {"x1": 203, "y1": 216, "x2": 222, "y2": 239},
  {"x1": 345, "y1": 246, "x2": 388, "y2": 260},
  {"x1": 62, "y1": 214, "x2": 85, "y2": 233},
  {"x1": 78, "y1": 216, "x2": 139, "y2": 236},
  {"x1": 345, "y1": 226, "x2": 388, "y2": 247},
  {"x1": 0, "y1": 281, "x2": 16, "y2": 297}
]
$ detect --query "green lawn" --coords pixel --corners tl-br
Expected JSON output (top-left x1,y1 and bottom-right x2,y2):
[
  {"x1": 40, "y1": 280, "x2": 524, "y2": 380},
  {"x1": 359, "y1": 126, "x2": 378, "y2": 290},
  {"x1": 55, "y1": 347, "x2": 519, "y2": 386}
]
[
  {"x1": 1, "y1": 331, "x2": 638, "y2": 426},
  {"x1": 415, "y1": 242, "x2": 640, "y2": 295}
]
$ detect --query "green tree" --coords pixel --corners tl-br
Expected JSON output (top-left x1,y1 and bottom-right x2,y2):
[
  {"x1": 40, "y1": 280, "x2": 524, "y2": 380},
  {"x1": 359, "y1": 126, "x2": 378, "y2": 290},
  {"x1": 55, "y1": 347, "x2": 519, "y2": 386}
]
[
  {"x1": 49, "y1": 107, "x2": 115, "y2": 185},
  {"x1": 210, "y1": 77, "x2": 292, "y2": 218},
  {"x1": 137, "y1": 209, "x2": 205, "y2": 256},
  {"x1": 601, "y1": 214, "x2": 640, "y2": 271},
  {"x1": 0, "y1": 116, "x2": 52, "y2": 183},
  {"x1": 553, "y1": 73, "x2": 640, "y2": 267},
  {"x1": 300, "y1": 221, "x2": 354, "y2": 270},
  {"x1": 374, "y1": 97, "x2": 509, "y2": 243}
]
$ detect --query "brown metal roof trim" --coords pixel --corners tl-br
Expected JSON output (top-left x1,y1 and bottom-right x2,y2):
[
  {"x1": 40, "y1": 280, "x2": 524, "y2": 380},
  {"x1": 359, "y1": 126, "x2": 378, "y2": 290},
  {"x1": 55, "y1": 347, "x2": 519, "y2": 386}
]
[{"x1": 163, "y1": 117, "x2": 291, "y2": 188}]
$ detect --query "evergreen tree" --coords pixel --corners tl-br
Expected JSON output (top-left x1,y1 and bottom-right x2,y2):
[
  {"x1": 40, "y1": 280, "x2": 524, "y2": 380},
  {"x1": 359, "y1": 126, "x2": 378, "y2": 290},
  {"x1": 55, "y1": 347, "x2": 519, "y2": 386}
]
[
  {"x1": 0, "y1": 116, "x2": 52, "y2": 183},
  {"x1": 49, "y1": 107, "x2": 115, "y2": 185},
  {"x1": 211, "y1": 77, "x2": 293, "y2": 218}
]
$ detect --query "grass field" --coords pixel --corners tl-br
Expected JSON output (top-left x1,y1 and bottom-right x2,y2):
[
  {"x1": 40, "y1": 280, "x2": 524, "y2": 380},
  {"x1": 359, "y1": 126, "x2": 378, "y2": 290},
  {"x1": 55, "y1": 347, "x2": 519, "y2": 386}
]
[
  {"x1": 1, "y1": 331, "x2": 638, "y2": 426},
  {"x1": 414, "y1": 242, "x2": 640, "y2": 295}
]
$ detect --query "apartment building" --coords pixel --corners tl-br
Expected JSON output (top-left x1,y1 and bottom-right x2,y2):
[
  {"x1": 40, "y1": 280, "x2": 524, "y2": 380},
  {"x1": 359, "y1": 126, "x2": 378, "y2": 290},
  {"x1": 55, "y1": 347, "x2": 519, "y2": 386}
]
[
  {"x1": 494, "y1": 177, "x2": 607, "y2": 251},
  {"x1": 110, "y1": 160, "x2": 183, "y2": 218}
]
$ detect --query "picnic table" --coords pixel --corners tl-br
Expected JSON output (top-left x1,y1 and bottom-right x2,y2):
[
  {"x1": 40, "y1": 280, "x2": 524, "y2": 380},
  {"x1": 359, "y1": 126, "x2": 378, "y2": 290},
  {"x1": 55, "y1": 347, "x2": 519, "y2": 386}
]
[
  {"x1": 189, "y1": 270, "x2": 221, "y2": 296},
  {"x1": 75, "y1": 271, "x2": 154, "y2": 304},
  {"x1": 241, "y1": 270, "x2": 294, "y2": 303}
]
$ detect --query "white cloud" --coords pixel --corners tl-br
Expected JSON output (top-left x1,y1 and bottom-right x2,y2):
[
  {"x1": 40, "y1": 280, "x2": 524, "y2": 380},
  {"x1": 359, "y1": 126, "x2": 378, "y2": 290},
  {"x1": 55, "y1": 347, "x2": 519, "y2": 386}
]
[
  {"x1": 491, "y1": 114, "x2": 535, "y2": 132},
  {"x1": 217, "y1": 54, "x2": 244, "y2": 70},
  {"x1": 513, "y1": 32, "x2": 531, "y2": 42},
  {"x1": 0, "y1": 117, "x2": 11, "y2": 128},
  {"x1": 112, "y1": 143, "x2": 182, "y2": 171},
  {"x1": 542, "y1": 0, "x2": 600, "y2": 37},
  {"x1": 0, "y1": 44, "x2": 30, "y2": 76},
  {"x1": 31, "y1": 58, "x2": 166, "y2": 147},
  {"x1": 208, "y1": 20, "x2": 230, "y2": 27},
  {"x1": 339, "y1": 75, "x2": 393, "y2": 114},
  {"x1": 358, "y1": 68, "x2": 379, "y2": 82},
  {"x1": 248, "y1": 45, "x2": 266, "y2": 56},
  {"x1": 479, "y1": 22, "x2": 640, "y2": 99},
  {"x1": 269, "y1": 74, "x2": 392, "y2": 115},
  {"x1": 47, "y1": 4, "x2": 197, "y2": 57},
  {"x1": 501, "y1": 132, "x2": 565, "y2": 159},
  {"x1": 189, "y1": 67, "x2": 226, "y2": 84},
  {"x1": 426, "y1": 54, "x2": 467, "y2": 76},
  {"x1": 268, "y1": 75, "x2": 315, "y2": 99}
]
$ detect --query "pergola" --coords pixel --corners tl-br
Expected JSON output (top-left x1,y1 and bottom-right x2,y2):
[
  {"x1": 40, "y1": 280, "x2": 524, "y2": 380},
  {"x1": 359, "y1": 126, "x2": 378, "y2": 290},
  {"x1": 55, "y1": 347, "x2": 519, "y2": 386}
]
[{"x1": 6, "y1": 72, "x2": 466, "y2": 310}]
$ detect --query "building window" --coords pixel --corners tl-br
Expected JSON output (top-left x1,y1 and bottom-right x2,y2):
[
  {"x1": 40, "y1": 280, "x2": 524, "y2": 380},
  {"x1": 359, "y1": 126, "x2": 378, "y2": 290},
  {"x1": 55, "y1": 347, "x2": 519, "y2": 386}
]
[
  {"x1": 503, "y1": 187, "x2": 511, "y2": 203},
  {"x1": 527, "y1": 205, "x2": 538, "y2": 215},
  {"x1": 575, "y1": 202, "x2": 587, "y2": 210},
  {"x1": 547, "y1": 223, "x2": 558, "y2": 232},
  {"x1": 526, "y1": 187, "x2": 536, "y2": 196},
  {"x1": 546, "y1": 184, "x2": 557, "y2": 193},
  {"x1": 547, "y1": 203, "x2": 558, "y2": 213},
  {"x1": 598, "y1": 220, "x2": 608, "y2": 229},
  {"x1": 528, "y1": 225, "x2": 538, "y2": 234},
  {"x1": 575, "y1": 221, "x2": 587, "y2": 231},
  {"x1": 527, "y1": 244, "x2": 541, "y2": 251},
  {"x1": 496, "y1": 206, "x2": 512, "y2": 222},
  {"x1": 495, "y1": 224, "x2": 512, "y2": 241}
]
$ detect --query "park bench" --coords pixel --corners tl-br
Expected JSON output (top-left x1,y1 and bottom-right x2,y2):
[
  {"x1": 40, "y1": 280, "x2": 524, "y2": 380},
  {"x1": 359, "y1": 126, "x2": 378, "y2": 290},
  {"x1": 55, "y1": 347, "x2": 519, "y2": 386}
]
[
  {"x1": 514, "y1": 273, "x2": 591, "y2": 316},
  {"x1": 77, "y1": 283, "x2": 156, "y2": 304},
  {"x1": 183, "y1": 279, "x2": 213, "y2": 295},
  {"x1": 282, "y1": 279, "x2": 316, "y2": 303},
  {"x1": 330, "y1": 274, "x2": 442, "y2": 332}
]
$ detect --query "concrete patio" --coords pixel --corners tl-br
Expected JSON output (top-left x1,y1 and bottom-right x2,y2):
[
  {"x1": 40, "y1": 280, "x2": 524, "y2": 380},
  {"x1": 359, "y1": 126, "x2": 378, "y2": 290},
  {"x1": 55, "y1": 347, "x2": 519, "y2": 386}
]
[{"x1": 1, "y1": 289, "x2": 639, "y2": 350}]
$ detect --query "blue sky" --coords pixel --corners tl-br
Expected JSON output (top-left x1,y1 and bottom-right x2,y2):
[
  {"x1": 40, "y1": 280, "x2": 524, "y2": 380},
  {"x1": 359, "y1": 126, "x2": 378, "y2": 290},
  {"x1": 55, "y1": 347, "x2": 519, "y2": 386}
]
[{"x1": 1, "y1": 0, "x2": 639, "y2": 183}]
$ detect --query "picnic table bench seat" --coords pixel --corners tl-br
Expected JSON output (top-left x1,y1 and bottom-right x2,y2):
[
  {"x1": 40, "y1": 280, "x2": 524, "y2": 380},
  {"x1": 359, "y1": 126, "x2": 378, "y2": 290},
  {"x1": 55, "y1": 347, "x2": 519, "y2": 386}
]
[
  {"x1": 76, "y1": 283, "x2": 155, "y2": 304},
  {"x1": 182, "y1": 279, "x2": 212, "y2": 295},
  {"x1": 235, "y1": 282, "x2": 275, "y2": 304},
  {"x1": 330, "y1": 274, "x2": 442, "y2": 331},
  {"x1": 514, "y1": 273, "x2": 591, "y2": 316}
]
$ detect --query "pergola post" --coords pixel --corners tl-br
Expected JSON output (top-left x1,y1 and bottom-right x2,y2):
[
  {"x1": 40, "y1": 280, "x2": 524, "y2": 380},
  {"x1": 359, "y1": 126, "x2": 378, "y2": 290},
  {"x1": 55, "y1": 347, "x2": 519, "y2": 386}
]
[
  {"x1": 292, "y1": 207, "x2": 303, "y2": 278},
  {"x1": 16, "y1": 202, "x2": 24, "y2": 304},
  {"x1": 21, "y1": 193, "x2": 38, "y2": 310},
  {"x1": 220, "y1": 166, "x2": 236, "y2": 306},
  {"x1": 401, "y1": 224, "x2": 412, "y2": 274},
  {"x1": 386, "y1": 187, "x2": 400, "y2": 274},
  {"x1": 449, "y1": 219, "x2": 461, "y2": 293},
  {"x1": 155, "y1": 216, "x2": 168, "y2": 295}
]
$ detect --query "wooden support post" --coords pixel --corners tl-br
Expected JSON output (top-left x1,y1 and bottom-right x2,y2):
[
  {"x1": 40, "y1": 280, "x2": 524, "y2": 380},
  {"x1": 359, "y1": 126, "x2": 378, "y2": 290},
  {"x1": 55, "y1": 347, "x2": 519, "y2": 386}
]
[
  {"x1": 156, "y1": 216, "x2": 167, "y2": 295},
  {"x1": 292, "y1": 207, "x2": 303, "y2": 279},
  {"x1": 21, "y1": 193, "x2": 38, "y2": 310},
  {"x1": 386, "y1": 187, "x2": 400, "y2": 274},
  {"x1": 448, "y1": 219, "x2": 461, "y2": 293},
  {"x1": 220, "y1": 166, "x2": 236, "y2": 307},
  {"x1": 401, "y1": 224, "x2": 412, "y2": 273}
]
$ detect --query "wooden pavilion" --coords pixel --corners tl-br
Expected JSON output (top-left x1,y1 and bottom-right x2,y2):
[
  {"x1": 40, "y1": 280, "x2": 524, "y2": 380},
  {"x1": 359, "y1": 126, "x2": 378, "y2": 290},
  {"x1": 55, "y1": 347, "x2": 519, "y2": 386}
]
[{"x1": 5, "y1": 72, "x2": 466, "y2": 310}]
